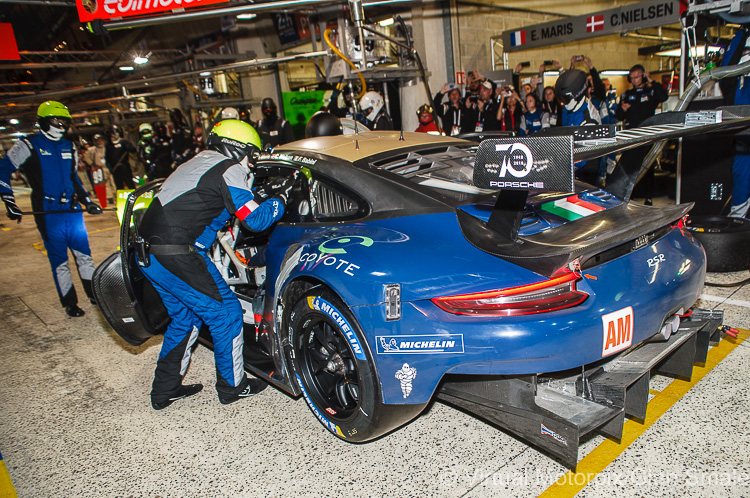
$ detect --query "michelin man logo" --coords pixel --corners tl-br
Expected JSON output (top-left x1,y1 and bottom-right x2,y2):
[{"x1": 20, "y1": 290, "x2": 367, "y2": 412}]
[
  {"x1": 395, "y1": 363, "x2": 417, "y2": 398},
  {"x1": 495, "y1": 143, "x2": 533, "y2": 178}
]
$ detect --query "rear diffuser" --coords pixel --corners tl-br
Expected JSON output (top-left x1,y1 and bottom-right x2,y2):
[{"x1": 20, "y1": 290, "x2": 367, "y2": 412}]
[{"x1": 436, "y1": 308, "x2": 723, "y2": 469}]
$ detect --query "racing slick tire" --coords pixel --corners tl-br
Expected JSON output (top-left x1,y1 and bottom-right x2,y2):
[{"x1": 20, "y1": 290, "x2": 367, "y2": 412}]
[
  {"x1": 289, "y1": 289, "x2": 425, "y2": 442},
  {"x1": 685, "y1": 215, "x2": 750, "y2": 272}
]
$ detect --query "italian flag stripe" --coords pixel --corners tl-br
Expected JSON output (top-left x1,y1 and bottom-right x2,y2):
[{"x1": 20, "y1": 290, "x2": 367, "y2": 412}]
[
  {"x1": 540, "y1": 195, "x2": 604, "y2": 221},
  {"x1": 566, "y1": 195, "x2": 605, "y2": 212}
]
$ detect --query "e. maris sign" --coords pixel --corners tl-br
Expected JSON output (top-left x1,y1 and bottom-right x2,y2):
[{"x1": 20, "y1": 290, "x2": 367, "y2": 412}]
[
  {"x1": 75, "y1": 0, "x2": 226, "y2": 23},
  {"x1": 502, "y1": 0, "x2": 683, "y2": 52}
]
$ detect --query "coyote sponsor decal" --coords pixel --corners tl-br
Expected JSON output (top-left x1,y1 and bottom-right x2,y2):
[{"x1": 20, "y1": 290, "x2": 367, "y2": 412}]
[{"x1": 307, "y1": 296, "x2": 366, "y2": 360}]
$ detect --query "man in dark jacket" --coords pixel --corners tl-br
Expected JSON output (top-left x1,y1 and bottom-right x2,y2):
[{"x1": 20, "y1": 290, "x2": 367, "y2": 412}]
[
  {"x1": 106, "y1": 124, "x2": 136, "y2": 189},
  {"x1": 256, "y1": 98, "x2": 295, "y2": 148}
]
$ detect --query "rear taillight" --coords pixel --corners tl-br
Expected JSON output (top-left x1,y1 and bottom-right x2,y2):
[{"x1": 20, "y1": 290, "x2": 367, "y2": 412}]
[{"x1": 431, "y1": 272, "x2": 588, "y2": 316}]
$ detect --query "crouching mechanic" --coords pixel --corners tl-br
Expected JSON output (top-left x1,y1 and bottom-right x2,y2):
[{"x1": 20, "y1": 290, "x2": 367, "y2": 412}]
[
  {"x1": 0, "y1": 100, "x2": 102, "y2": 318},
  {"x1": 137, "y1": 120, "x2": 294, "y2": 409}
]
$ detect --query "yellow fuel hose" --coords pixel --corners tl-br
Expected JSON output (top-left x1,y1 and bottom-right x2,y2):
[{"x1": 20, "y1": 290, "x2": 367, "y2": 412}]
[{"x1": 323, "y1": 27, "x2": 366, "y2": 99}]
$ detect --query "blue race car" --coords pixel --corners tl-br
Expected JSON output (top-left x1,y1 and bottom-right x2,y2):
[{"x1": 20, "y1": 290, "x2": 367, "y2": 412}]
[{"x1": 94, "y1": 117, "x2": 743, "y2": 467}]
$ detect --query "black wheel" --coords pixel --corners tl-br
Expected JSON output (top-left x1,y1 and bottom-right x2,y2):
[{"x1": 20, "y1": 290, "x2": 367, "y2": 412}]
[
  {"x1": 686, "y1": 215, "x2": 750, "y2": 272},
  {"x1": 289, "y1": 289, "x2": 425, "y2": 442}
]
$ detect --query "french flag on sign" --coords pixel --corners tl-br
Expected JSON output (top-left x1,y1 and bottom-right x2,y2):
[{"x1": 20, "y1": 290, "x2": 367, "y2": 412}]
[
  {"x1": 586, "y1": 14, "x2": 604, "y2": 33},
  {"x1": 510, "y1": 30, "x2": 526, "y2": 47}
]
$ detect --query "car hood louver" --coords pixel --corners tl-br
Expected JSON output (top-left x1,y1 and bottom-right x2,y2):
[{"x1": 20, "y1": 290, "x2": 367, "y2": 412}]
[{"x1": 456, "y1": 201, "x2": 693, "y2": 277}]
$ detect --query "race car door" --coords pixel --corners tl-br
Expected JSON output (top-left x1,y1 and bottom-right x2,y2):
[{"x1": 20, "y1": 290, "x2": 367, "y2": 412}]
[{"x1": 92, "y1": 182, "x2": 169, "y2": 346}]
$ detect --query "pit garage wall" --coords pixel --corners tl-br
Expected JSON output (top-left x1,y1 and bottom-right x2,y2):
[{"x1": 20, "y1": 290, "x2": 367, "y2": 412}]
[{"x1": 449, "y1": 0, "x2": 674, "y2": 87}]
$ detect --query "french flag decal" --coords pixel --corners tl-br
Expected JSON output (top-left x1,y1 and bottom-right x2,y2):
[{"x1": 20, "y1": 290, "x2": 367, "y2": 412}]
[{"x1": 510, "y1": 30, "x2": 526, "y2": 47}]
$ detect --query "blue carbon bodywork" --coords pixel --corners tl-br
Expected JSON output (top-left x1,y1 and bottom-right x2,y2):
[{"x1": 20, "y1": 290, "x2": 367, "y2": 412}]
[{"x1": 264, "y1": 212, "x2": 706, "y2": 406}]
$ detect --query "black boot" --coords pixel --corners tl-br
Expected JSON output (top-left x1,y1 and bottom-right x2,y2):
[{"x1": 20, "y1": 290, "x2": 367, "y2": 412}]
[
  {"x1": 219, "y1": 378, "x2": 267, "y2": 405},
  {"x1": 65, "y1": 304, "x2": 85, "y2": 317},
  {"x1": 152, "y1": 384, "x2": 204, "y2": 410}
]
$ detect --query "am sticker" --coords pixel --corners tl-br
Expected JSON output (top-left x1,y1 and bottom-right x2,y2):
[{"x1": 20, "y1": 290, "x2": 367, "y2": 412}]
[{"x1": 602, "y1": 306, "x2": 634, "y2": 357}]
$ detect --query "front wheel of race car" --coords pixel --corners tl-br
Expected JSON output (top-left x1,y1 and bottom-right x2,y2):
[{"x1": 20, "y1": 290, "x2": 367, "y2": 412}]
[{"x1": 289, "y1": 289, "x2": 425, "y2": 442}]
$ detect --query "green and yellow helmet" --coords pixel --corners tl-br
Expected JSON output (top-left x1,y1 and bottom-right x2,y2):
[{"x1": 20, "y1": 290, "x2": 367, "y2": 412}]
[
  {"x1": 37, "y1": 100, "x2": 71, "y2": 119},
  {"x1": 207, "y1": 119, "x2": 262, "y2": 163},
  {"x1": 138, "y1": 123, "x2": 153, "y2": 140},
  {"x1": 37, "y1": 101, "x2": 71, "y2": 139}
]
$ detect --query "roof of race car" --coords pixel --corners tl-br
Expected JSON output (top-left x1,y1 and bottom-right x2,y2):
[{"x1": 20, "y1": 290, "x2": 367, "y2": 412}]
[{"x1": 274, "y1": 131, "x2": 467, "y2": 162}]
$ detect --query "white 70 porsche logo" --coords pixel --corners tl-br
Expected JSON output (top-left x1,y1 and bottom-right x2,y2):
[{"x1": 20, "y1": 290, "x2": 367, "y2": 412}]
[{"x1": 495, "y1": 143, "x2": 533, "y2": 178}]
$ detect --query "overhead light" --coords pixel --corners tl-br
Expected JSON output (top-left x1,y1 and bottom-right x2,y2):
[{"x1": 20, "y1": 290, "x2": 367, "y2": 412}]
[
  {"x1": 133, "y1": 55, "x2": 149, "y2": 65},
  {"x1": 119, "y1": 66, "x2": 135, "y2": 71},
  {"x1": 600, "y1": 70, "x2": 631, "y2": 76},
  {"x1": 655, "y1": 45, "x2": 722, "y2": 57},
  {"x1": 0, "y1": 126, "x2": 6, "y2": 130},
  {"x1": 200, "y1": 71, "x2": 211, "y2": 76},
  {"x1": 9, "y1": 118, "x2": 19, "y2": 125},
  {"x1": 236, "y1": 13, "x2": 256, "y2": 20},
  {"x1": 378, "y1": 18, "x2": 394, "y2": 26},
  {"x1": 543, "y1": 71, "x2": 560, "y2": 76}
]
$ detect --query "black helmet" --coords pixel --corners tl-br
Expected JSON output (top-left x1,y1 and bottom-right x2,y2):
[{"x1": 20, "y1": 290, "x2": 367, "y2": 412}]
[
  {"x1": 554, "y1": 69, "x2": 588, "y2": 108},
  {"x1": 261, "y1": 98, "x2": 277, "y2": 118},
  {"x1": 108, "y1": 124, "x2": 122, "y2": 138},
  {"x1": 305, "y1": 111, "x2": 343, "y2": 138},
  {"x1": 153, "y1": 121, "x2": 167, "y2": 138}
]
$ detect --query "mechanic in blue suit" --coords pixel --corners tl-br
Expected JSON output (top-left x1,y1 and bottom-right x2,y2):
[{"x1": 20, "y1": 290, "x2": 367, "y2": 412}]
[
  {"x1": 720, "y1": 29, "x2": 750, "y2": 218},
  {"x1": 137, "y1": 120, "x2": 294, "y2": 410},
  {"x1": 0, "y1": 101, "x2": 102, "y2": 318}
]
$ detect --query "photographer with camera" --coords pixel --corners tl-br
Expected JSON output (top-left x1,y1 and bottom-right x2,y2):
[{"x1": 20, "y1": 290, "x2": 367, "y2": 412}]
[
  {"x1": 433, "y1": 82, "x2": 465, "y2": 136},
  {"x1": 463, "y1": 79, "x2": 500, "y2": 133},
  {"x1": 496, "y1": 86, "x2": 524, "y2": 134}
]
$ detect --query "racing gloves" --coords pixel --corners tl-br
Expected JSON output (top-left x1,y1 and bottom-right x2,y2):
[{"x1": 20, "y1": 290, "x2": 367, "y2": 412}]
[
  {"x1": 2, "y1": 194, "x2": 22, "y2": 222},
  {"x1": 85, "y1": 202, "x2": 103, "y2": 215},
  {"x1": 254, "y1": 176, "x2": 296, "y2": 204}
]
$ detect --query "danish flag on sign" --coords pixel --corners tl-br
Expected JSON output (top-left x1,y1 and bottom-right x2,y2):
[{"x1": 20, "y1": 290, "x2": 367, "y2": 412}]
[
  {"x1": 510, "y1": 30, "x2": 526, "y2": 47},
  {"x1": 586, "y1": 15, "x2": 605, "y2": 33}
]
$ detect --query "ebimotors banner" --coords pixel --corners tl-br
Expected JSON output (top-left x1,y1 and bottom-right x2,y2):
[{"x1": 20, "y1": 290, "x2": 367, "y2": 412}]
[{"x1": 75, "y1": 0, "x2": 226, "y2": 23}]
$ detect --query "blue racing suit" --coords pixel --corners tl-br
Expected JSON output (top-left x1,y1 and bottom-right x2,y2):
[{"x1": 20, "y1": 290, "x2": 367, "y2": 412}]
[
  {"x1": 519, "y1": 109, "x2": 550, "y2": 136},
  {"x1": 138, "y1": 150, "x2": 285, "y2": 404},
  {"x1": 0, "y1": 133, "x2": 96, "y2": 307},
  {"x1": 562, "y1": 99, "x2": 601, "y2": 183}
]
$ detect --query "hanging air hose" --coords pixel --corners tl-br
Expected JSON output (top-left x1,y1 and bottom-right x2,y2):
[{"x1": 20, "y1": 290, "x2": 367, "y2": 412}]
[{"x1": 323, "y1": 27, "x2": 367, "y2": 100}]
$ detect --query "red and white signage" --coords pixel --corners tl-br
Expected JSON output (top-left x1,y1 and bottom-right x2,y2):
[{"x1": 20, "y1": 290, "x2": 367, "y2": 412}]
[
  {"x1": 586, "y1": 14, "x2": 604, "y2": 33},
  {"x1": 601, "y1": 306, "x2": 634, "y2": 357},
  {"x1": 75, "y1": 0, "x2": 226, "y2": 23}
]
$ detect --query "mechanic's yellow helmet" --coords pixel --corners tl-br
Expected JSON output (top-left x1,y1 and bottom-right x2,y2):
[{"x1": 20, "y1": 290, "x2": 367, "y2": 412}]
[
  {"x1": 138, "y1": 123, "x2": 153, "y2": 140},
  {"x1": 37, "y1": 100, "x2": 71, "y2": 119},
  {"x1": 207, "y1": 119, "x2": 262, "y2": 163}
]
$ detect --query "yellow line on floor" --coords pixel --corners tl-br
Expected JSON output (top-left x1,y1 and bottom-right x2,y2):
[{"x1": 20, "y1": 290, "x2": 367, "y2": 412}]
[
  {"x1": 31, "y1": 241, "x2": 46, "y2": 256},
  {"x1": 89, "y1": 225, "x2": 120, "y2": 234},
  {"x1": 539, "y1": 329, "x2": 749, "y2": 498},
  {"x1": 0, "y1": 453, "x2": 17, "y2": 498}
]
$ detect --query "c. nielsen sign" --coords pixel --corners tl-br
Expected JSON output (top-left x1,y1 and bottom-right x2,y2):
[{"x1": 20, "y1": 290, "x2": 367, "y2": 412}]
[
  {"x1": 75, "y1": 0, "x2": 226, "y2": 23},
  {"x1": 502, "y1": 0, "x2": 683, "y2": 52}
]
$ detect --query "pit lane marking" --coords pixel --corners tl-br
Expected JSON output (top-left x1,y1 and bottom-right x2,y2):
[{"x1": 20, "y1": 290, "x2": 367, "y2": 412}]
[
  {"x1": 0, "y1": 450, "x2": 17, "y2": 497},
  {"x1": 538, "y1": 329, "x2": 749, "y2": 498},
  {"x1": 699, "y1": 294, "x2": 750, "y2": 309}
]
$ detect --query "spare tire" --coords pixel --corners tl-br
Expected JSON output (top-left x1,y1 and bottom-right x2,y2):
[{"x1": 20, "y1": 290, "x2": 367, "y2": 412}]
[{"x1": 685, "y1": 215, "x2": 750, "y2": 272}]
